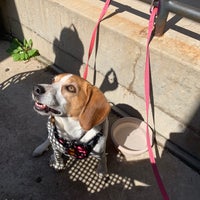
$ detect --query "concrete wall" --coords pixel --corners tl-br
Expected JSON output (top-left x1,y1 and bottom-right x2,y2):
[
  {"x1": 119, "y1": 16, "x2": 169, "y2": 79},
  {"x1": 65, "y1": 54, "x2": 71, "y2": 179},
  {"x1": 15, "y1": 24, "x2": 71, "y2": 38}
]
[{"x1": 1, "y1": 0, "x2": 200, "y2": 158}]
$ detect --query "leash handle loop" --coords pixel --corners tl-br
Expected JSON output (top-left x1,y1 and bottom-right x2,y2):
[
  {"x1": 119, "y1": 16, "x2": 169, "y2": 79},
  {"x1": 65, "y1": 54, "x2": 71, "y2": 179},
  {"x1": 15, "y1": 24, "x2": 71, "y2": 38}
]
[
  {"x1": 83, "y1": 0, "x2": 111, "y2": 80},
  {"x1": 145, "y1": 6, "x2": 170, "y2": 200}
]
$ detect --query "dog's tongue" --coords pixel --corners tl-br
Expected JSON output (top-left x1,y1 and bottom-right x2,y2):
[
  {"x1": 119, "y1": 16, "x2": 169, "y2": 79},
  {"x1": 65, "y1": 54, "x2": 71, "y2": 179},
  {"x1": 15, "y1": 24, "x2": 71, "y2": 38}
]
[{"x1": 35, "y1": 102, "x2": 47, "y2": 111}]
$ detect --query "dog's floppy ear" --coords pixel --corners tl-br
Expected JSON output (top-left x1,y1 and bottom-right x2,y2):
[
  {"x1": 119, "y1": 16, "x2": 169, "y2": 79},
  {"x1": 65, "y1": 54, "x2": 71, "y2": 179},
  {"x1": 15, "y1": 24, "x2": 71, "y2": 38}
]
[{"x1": 79, "y1": 86, "x2": 110, "y2": 131}]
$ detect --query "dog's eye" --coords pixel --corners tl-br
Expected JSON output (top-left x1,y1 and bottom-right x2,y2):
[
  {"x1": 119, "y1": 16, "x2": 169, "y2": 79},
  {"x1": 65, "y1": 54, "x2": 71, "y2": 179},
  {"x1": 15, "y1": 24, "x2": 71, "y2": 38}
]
[{"x1": 65, "y1": 85, "x2": 76, "y2": 93}]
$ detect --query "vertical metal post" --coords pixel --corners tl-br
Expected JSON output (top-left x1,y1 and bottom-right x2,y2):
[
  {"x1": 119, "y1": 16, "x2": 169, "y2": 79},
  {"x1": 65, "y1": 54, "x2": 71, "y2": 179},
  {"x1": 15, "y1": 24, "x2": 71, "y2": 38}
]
[{"x1": 155, "y1": 0, "x2": 169, "y2": 36}]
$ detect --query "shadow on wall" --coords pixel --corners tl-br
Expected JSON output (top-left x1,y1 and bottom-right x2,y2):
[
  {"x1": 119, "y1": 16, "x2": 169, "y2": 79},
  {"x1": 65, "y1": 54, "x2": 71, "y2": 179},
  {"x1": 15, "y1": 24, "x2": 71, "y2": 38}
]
[
  {"x1": 52, "y1": 25, "x2": 84, "y2": 76},
  {"x1": 99, "y1": 68, "x2": 118, "y2": 93},
  {"x1": 98, "y1": 67, "x2": 143, "y2": 120},
  {"x1": 0, "y1": 0, "x2": 24, "y2": 62},
  {"x1": 165, "y1": 15, "x2": 200, "y2": 40}
]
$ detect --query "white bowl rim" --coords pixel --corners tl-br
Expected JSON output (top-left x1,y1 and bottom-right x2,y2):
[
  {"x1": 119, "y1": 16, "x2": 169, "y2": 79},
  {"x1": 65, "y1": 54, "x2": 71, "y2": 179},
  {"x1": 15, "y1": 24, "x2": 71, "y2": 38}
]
[{"x1": 111, "y1": 117, "x2": 153, "y2": 155}]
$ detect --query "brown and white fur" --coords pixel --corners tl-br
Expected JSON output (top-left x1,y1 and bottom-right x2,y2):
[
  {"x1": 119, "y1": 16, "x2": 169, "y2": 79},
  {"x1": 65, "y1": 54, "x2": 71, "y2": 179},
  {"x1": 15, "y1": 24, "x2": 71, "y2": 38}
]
[{"x1": 32, "y1": 73, "x2": 110, "y2": 174}]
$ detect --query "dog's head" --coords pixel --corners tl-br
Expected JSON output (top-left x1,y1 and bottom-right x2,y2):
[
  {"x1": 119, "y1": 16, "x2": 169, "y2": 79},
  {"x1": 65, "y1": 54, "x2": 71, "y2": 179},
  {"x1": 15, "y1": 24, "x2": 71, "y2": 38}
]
[{"x1": 32, "y1": 73, "x2": 110, "y2": 130}]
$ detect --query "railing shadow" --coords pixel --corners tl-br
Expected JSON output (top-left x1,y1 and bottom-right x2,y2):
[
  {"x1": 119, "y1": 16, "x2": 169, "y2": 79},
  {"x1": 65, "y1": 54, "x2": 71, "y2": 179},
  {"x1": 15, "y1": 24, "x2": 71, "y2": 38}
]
[{"x1": 101, "y1": 0, "x2": 200, "y2": 39}]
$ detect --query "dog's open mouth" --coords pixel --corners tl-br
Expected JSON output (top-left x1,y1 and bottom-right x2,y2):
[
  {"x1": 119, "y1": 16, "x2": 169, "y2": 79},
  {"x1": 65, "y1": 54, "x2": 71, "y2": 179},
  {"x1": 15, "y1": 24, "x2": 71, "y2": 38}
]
[{"x1": 34, "y1": 101, "x2": 61, "y2": 115}]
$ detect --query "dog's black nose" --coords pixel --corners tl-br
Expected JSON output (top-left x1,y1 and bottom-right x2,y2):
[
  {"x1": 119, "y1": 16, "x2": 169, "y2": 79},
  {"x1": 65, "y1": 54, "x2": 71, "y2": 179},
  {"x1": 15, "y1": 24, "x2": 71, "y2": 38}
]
[{"x1": 33, "y1": 85, "x2": 45, "y2": 95}]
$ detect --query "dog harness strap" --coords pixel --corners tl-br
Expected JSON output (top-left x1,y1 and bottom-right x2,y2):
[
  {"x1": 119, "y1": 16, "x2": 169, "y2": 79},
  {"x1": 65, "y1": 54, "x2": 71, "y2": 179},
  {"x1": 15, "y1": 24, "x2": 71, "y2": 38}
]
[{"x1": 49, "y1": 116, "x2": 103, "y2": 159}]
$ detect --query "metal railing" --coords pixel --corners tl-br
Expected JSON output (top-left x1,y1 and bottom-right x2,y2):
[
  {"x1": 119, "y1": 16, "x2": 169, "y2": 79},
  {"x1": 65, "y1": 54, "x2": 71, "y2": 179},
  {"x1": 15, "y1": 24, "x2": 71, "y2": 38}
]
[
  {"x1": 102, "y1": 0, "x2": 200, "y2": 36},
  {"x1": 152, "y1": 0, "x2": 200, "y2": 36}
]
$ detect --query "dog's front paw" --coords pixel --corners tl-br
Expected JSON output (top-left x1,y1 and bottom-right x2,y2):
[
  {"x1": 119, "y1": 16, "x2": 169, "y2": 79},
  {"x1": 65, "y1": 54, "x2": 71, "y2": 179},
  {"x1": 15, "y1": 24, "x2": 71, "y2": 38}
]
[
  {"x1": 32, "y1": 139, "x2": 50, "y2": 157},
  {"x1": 96, "y1": 164, "x2": 107, "y2": 177},
  {"x1": 49, "y1": 155, "x2": 65, "y2": 171},
  {"x1": 96, "y1": 155, "x2": 108, "y2": 176}
]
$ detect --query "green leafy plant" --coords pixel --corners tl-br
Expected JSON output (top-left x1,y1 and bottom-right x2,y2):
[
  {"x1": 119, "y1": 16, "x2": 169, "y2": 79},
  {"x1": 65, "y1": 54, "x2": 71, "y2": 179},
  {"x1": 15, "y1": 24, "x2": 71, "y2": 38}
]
[{"x1": 7, "y1": 38, "x2": 39, "y2": 61}]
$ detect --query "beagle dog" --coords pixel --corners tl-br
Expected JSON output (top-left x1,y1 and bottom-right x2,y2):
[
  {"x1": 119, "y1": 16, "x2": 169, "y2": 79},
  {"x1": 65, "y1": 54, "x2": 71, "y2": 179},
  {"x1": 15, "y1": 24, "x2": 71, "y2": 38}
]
[{"x1": 32, "y1": 73, "x2": 110, "y2": 174}]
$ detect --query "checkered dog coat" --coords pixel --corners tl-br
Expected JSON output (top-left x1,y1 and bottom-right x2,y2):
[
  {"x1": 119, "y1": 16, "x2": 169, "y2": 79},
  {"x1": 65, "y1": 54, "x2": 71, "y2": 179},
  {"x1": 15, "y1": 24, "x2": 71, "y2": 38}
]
[{"x1": 47, "y1": 116, "x2": 103, "y2": 160}]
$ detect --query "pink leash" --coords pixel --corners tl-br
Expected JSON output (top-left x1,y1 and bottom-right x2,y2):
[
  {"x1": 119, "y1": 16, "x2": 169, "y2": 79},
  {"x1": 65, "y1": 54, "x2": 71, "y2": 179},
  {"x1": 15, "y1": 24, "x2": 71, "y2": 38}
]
[
  {"x1": 83, "y1": 1, "x2": 169, "y2": 199},
  {"x1": 145, "y1": 6, "x2": 169, "y2": 200},
  {"x1": 83, "y1": 0, "x2": 111, "y2": 80}
]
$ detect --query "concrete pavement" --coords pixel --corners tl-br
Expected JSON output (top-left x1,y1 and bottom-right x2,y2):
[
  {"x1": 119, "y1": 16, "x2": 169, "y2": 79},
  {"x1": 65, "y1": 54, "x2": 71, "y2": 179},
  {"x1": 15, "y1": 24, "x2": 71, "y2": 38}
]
[{"x1": 0, "y1": 40, "x2": 200, "y2": 200}]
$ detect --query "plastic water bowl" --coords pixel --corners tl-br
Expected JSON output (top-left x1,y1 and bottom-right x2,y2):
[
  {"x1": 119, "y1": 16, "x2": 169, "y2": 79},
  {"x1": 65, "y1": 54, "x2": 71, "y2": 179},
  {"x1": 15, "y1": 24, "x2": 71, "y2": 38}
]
[{"x1": 111, "y1": 117, "x2": 153, "y2": 161}]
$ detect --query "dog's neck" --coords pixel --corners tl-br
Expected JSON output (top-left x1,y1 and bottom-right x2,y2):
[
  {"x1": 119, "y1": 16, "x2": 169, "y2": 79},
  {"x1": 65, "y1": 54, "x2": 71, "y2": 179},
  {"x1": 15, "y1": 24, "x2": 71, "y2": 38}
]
[
  {"x1": 53, "y1": 116, "x2": 102, "y2": 142},
  {"x1": 53, "y1": 116, "x2": 84, "y2": 140}
]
